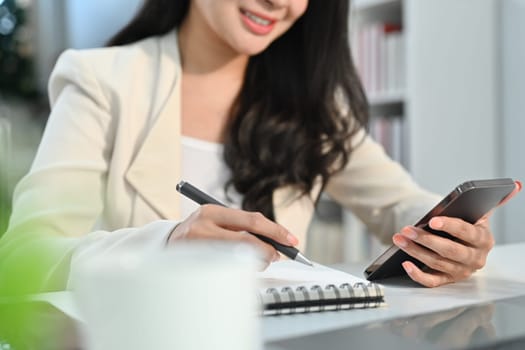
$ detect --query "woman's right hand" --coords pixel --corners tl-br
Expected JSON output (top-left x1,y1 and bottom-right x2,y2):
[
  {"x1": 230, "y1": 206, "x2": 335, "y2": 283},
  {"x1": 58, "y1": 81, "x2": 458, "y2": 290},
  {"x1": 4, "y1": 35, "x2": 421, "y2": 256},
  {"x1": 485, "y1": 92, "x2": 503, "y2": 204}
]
[{"x1": 167, "y1": 204, "x2": 299, "y2": 267}]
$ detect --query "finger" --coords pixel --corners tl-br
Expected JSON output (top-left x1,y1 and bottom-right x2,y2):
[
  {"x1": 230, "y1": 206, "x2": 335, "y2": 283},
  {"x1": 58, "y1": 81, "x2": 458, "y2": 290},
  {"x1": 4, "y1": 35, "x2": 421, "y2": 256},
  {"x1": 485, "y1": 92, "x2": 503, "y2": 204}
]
[
  {"x1": 477, "y1": 211, "x2": 493, "y2": 225},
  {"x1": 241, "y1": 233, "x2": 280, "y2": 263},
  {"x1": 399, "y1": 226, "x2": 480, "y2": 266},
  {"x1": 181, "y1": 219, "x2": 278, "y2": 263},
  {"x1": 216, "y1": 228, "x2": 278, "y2": 263},
  {"x1": 428, "y1": 217, "x2": 493, "y2": 249},
  {"x1": 229, "y1": 231, "x2": 280, "y2": 265},
  {"x1": 199, "y1": 205, "x2": 298, "y2": 246},
  {"x1": 401, "y1": 261, "x2": 454, "y2": 288},
  {"x1": 394, "y1": 233, "x2": 472, "y2": 279}
]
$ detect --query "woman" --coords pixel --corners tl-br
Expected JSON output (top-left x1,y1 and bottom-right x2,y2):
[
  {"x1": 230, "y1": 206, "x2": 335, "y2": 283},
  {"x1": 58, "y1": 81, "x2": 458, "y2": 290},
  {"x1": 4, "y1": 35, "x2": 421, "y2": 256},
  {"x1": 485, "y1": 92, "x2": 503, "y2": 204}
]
[{"x1": 0, "y1": 0, "x2": 519, "y2": 294}]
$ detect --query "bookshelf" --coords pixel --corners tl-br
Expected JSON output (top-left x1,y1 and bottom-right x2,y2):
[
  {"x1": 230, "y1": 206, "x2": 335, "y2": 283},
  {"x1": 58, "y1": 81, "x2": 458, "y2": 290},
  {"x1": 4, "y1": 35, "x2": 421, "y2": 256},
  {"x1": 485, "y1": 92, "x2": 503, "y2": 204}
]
[
  {"x1": 350, "y1": 0, "x2": 500, "y2": 189},
  {"x1": 307, "y1": 0, "x2": 503, "y2": 263}
]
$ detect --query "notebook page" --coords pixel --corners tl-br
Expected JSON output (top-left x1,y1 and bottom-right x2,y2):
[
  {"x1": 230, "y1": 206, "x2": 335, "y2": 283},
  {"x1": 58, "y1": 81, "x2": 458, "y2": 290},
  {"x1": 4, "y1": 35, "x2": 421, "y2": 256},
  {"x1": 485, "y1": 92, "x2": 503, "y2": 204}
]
[{"x1": 258, "y1": 260, "x2": 370, "y2": 290}]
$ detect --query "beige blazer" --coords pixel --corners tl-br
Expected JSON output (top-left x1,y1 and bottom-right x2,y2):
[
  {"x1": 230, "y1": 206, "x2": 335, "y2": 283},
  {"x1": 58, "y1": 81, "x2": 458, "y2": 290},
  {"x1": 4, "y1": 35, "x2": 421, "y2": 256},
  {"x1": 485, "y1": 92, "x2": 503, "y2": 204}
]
[{"x1": 0, "y1": 30, "x2": 439, "y2": 292}]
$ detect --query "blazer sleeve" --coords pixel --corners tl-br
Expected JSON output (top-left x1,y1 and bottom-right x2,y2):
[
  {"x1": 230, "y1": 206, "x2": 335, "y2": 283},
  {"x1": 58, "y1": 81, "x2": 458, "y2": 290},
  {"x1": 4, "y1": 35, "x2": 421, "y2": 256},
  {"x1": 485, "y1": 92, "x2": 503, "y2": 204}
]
[
  {"x1": 325, "y1": 129, "x2": 442, "y2": 244},
  {"x1": 0, "y1": 50, "x2": 176, "y2": 296}
]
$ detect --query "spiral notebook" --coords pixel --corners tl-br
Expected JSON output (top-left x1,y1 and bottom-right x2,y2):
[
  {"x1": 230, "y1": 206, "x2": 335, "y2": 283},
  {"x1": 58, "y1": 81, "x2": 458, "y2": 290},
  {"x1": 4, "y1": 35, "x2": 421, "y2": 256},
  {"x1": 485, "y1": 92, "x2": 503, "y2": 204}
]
[{"x1": 257, "y1": 261, "x2": 385, "y2": 316}]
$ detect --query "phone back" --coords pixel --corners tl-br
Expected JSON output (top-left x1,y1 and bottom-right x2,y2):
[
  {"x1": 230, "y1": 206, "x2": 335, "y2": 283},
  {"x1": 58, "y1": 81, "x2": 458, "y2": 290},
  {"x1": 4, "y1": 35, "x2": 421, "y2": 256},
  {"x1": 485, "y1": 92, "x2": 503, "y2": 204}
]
[{"x1": 365, "y1": 179, "x2": 516, "y2": 281}]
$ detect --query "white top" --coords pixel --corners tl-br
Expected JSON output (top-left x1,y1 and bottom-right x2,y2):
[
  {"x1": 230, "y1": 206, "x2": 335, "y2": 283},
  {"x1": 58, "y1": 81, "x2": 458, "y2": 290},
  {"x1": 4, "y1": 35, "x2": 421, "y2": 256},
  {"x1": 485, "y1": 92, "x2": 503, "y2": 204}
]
[{"x1": 180, "y1": 136, "x2": 243, "y2": 220}]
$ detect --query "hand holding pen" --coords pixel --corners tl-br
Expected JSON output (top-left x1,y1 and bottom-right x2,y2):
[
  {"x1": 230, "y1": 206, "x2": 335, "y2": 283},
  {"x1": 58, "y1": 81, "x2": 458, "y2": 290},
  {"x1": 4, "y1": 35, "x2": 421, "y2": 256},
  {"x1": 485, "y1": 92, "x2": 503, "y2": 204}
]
[{"x1": 170, "y1": 181, "x2": 313, "y2": 267}]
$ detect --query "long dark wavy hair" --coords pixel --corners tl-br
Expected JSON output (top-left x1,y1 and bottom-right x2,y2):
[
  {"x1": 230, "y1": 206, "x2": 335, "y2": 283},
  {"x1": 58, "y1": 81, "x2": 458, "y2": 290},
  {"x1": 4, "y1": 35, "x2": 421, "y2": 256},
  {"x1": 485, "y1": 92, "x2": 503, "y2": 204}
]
[{"x1": 108, "y1": 0, "x2": 369, "y2": 220}]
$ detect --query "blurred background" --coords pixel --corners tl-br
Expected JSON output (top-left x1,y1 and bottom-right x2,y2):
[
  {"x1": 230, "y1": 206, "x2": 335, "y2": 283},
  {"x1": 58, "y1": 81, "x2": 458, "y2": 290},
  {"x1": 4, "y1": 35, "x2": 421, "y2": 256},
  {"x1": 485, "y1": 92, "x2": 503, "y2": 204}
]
[{"x1": 0, "y1": 0, "x2": 524, "y2": 264}]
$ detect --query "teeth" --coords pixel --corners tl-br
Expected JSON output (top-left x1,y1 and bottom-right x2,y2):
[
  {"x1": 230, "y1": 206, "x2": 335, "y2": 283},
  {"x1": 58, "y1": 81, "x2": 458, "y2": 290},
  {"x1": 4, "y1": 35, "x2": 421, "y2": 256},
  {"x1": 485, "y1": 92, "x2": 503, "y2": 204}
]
[{"x1": 243, "y1": 10, "x2": 271, "y2": 26}]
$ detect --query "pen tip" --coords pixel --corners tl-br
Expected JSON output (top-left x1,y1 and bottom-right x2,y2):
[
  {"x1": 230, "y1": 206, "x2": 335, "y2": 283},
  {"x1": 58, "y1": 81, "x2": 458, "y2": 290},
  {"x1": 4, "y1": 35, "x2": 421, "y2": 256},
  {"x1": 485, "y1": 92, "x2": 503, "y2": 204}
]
[
  {"x1": 295, "y1": 252, "x2": 314, "y2": 267},
  {"x1": 176, "y1": 181, "x2": 185, "y2": 192}
]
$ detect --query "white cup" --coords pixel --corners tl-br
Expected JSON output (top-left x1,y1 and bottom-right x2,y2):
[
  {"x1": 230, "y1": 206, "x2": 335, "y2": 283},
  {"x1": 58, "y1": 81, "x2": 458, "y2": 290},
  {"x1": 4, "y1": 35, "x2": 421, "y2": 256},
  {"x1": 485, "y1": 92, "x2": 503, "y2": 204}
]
[{"x1": 73, "y1": 242, "x2": 261, "y2": 350}]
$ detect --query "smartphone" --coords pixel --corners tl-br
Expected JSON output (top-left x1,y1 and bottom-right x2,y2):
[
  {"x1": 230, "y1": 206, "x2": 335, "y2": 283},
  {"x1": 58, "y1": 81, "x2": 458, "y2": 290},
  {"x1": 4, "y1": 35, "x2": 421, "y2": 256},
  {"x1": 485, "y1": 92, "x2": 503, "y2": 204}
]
[{"x1": 364, "y1": 178, "x2": 516, "y2": 281}]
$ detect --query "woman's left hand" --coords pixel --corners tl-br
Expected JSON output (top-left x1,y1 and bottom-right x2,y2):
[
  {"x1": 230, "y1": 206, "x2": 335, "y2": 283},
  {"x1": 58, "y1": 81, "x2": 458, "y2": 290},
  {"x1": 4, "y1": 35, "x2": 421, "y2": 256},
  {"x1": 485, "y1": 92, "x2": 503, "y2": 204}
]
[
  {"x1": 392, "y1": 181, "x2": 522, "y2": 287},
  {"x1": 392, "y1": 216, "x2": 494, "y2": 287}
]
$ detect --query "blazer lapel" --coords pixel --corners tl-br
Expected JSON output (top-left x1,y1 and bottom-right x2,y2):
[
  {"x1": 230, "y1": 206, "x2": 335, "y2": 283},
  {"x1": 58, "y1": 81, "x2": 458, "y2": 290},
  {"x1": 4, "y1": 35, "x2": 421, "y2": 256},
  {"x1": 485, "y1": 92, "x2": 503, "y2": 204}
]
[
  {"x1": 124, "y1": 30, "x2": 323, "y2": 232},
  {"x1": 125, "y1": 31, "x2": 182, "y2": 220}
]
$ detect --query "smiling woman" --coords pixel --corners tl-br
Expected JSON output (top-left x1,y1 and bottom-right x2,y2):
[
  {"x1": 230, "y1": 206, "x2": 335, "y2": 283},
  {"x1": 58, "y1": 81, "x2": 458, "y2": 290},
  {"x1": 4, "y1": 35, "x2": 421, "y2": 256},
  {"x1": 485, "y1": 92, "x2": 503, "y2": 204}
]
[
  {"x1": 107, "y1": 0, "x2": 369, "y2": 241},
  {"x1": 0, "y1": 0, "x2": 519, "y2": 296},
  {"x1": 180, "y1": 0, "x2": 308, "y2": 54}
]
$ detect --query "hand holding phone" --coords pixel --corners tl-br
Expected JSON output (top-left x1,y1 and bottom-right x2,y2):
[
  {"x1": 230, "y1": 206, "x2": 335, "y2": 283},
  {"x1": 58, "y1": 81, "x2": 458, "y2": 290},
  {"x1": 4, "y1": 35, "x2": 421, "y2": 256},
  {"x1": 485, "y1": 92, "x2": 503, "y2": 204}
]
[{"x1": 364, "y1": 178, "x2": 519, "y2": 284}]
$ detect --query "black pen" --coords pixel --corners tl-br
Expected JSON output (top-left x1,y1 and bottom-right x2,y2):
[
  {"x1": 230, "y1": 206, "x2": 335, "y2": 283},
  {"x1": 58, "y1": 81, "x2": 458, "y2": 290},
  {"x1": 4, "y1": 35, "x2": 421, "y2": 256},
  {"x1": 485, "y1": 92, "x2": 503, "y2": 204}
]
[{"x1": 176, "y1": 181, "x2": 314, "y2": 267}]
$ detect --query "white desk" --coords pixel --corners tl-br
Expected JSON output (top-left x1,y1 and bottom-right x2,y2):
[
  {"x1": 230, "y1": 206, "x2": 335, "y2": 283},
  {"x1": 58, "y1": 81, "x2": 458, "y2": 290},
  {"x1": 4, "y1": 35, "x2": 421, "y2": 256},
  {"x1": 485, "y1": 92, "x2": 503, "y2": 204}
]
[
  {"x1": 264, "y1": 242, "x2": 525, "y2": 349},
  {"x1": 2, "y1": 242, "x2": 524, "y2": 350}
]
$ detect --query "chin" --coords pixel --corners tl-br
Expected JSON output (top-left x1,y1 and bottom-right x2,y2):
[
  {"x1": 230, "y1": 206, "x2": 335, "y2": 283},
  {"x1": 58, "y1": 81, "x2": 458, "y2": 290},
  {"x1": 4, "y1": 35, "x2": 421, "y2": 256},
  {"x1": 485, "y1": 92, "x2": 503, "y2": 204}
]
[
  {"x1": 237, "y1": 42, "x2": 273, "y2": 56},
  {"x1": 230, "y1": 34, "x2": 276, "y2": 56}
]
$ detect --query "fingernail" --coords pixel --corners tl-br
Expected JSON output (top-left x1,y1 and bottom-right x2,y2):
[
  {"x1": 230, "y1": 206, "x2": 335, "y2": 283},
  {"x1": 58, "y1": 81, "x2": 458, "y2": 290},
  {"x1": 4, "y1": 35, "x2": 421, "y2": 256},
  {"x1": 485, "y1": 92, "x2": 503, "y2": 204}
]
[
  {"x1": 403, "y1": 262, "x2": 413, "y2": 274},
  {"x1": 394, "y1": 235, "x2": 408, "y2": 248},
  {"x1": 430, "y1": 218, "x2": 443, "y2": 229},
  {"x1": 402, "y1": 227, "x2": 418, "y2": 240},
  {"x1": 287, "y1": 233, "x2": 299, "y2": 245}
]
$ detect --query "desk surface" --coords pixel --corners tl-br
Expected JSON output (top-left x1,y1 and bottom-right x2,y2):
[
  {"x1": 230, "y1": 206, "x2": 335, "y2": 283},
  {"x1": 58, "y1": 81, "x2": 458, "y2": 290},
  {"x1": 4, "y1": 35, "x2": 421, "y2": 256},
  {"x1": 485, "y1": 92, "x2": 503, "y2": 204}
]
[
  {"x1": 267, "y1": 295, "x2": 525, "y2": 350},
  {"x1": 264, "y1": 242, "x2": 525, "y2": 349},
  {"x1": 1, "y1": 242, "x2": 524, "y2": 350}
]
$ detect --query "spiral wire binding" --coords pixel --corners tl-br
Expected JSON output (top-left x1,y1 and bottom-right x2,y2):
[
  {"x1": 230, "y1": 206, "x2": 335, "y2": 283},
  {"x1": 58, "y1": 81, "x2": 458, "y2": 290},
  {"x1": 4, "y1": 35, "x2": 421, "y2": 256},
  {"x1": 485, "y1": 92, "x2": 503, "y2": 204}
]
[{"x1": 262, "y1": 282, "x2": 384, "y2": 316}]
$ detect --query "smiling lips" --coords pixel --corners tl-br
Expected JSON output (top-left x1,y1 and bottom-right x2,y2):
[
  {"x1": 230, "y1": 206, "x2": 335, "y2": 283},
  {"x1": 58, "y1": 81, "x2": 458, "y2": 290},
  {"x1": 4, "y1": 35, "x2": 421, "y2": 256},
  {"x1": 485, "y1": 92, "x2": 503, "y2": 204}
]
[{"x1": 240, "y1": 9, "x2": 277, "y2": 35}]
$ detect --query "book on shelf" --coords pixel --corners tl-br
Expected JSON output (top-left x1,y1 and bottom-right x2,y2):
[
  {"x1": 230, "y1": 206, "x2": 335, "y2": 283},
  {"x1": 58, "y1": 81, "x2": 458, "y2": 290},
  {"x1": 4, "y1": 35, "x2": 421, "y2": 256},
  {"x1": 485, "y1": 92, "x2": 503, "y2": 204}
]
[
  {"x1": 351, "y1": 22, "x2": 405, "y2": 98},
  {"x1": 369, "y1": 115, "x2": 405, "y2": 165}
]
